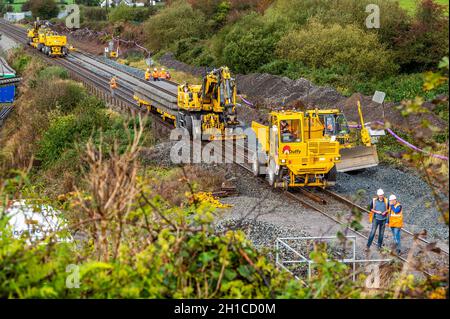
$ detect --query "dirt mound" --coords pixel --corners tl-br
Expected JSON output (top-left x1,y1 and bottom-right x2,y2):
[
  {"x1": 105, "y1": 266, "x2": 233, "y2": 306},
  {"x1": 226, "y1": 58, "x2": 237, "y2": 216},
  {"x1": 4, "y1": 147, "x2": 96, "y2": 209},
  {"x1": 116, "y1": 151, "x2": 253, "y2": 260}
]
[
  {"x1": 159, "y1": 52, "x2": 205, "y2": 77},
  {"x1": 236, "y1": 73, "x2": 345, "y2": 108}
]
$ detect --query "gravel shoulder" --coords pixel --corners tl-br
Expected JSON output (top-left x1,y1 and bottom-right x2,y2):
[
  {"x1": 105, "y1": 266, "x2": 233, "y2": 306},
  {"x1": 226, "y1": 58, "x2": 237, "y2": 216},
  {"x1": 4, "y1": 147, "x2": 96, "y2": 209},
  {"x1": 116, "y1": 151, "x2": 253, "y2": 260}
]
[
  {"x1": 0, "y1": 34, "x2": 20, "y2": 53},
  {"x1": 334, "y1": 166, "x2": 449, "y2": 243}
]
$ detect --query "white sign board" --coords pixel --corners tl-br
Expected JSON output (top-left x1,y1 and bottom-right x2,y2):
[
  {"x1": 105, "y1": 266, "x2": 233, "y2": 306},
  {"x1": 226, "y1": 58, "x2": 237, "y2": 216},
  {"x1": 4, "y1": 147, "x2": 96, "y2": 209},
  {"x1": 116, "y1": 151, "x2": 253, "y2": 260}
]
[{"x1": 372, "y1": 91, "x2": 386, "y2": 104}]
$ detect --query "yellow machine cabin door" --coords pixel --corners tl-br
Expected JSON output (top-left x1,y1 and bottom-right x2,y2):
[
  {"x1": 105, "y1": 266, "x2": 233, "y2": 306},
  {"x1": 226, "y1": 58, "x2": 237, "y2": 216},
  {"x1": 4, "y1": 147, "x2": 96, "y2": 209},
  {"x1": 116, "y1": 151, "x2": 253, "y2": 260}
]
[{"x1": 269, "y1": 115, "x2": 279, "y2": 163}]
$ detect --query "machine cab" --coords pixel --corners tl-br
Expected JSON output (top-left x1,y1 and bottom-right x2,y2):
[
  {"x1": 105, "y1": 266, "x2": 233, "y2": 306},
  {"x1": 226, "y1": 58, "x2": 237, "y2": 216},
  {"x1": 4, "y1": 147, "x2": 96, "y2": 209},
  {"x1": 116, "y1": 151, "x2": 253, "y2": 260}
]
[
  {"x1": 268, "y1": 111, "x2": 305, "y2": 162},
  {"x1": 308, "y1": 109, "x2": 351, "y2": 146}
]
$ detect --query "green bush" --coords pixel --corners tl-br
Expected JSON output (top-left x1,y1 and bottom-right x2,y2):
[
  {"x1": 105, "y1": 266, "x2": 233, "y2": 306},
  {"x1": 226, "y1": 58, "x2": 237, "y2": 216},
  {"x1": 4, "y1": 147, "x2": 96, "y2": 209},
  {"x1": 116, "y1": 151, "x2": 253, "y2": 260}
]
[
  {"x1": 36, "y1": 98, "x2": 110, "y2": 168},
  {"x1": 276, "y1": 20, "x2": 399, "y2": 80},
  {"x1": 82, "y1": 5, "x2": 108, "y2": 22},
  {"x1": 351, "y1": 72, "x2": 449, "y2": 102},
  {"x1": 37, "y1": 66, "x2": 69, "y2": 80},
  {"x1": 143, "y1": 1, "x2": 207, "y2": 51},
  {"x1": 25, "y1": 0, "x2": 59, "y2": 20},
  {"x1": 219, "y1": 13, "x2": 286, "y2": 73},
  {"x1": 174, "y1": 38, "x2": 215, "y2": 66},
  {"x1": 34, "y1": 81, "x2": 87, "y2": 114},
  {"x1": 108, "y1": 4, "x2": 155, "y2": 23},
  {"x1": 394, "y1": 0, "x2": 449, "y2": 72},
  {"x1": 10, "y1": 53, "x2": 31, "y2": 74}
]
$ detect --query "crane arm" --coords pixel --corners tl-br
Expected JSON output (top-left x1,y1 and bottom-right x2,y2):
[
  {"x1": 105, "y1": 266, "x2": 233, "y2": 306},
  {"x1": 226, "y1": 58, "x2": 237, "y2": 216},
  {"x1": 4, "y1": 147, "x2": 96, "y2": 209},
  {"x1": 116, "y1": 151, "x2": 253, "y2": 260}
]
[{"x1": 357, "y1": 100, "x2": 372, "y2": 147}]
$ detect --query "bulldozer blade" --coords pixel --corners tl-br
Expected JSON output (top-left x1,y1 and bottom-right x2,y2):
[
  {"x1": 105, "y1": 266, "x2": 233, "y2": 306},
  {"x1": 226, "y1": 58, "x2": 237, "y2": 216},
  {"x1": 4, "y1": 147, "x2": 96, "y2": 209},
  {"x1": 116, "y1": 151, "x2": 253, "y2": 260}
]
[{"x1": 336, "y1": 145, "x2": 379, "y2": 172}]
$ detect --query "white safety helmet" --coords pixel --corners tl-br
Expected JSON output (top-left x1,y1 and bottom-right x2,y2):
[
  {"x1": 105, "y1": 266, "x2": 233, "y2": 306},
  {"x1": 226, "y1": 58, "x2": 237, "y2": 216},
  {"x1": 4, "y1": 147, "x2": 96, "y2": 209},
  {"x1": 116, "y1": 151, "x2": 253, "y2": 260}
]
[
  {"x1": 377, "y1": 189, "x2": 384, "y2": 196},
  {"x1": 389, "y1": 195, "x2": 397, "y2": 201},
  {"x1": 162, "y1": 68, "x2": 165, "y2": 71}
]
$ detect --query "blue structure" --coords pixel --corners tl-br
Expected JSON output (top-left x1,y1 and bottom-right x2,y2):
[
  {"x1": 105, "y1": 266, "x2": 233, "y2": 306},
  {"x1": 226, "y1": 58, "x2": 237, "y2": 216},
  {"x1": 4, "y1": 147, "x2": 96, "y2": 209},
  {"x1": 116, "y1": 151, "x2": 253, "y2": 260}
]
[
  {"x1": 0, "y1": 81, "x2": 16, "y2": 103},
  {"x1": 1, "y1": 57, "x2": 21, "y2": 124}
]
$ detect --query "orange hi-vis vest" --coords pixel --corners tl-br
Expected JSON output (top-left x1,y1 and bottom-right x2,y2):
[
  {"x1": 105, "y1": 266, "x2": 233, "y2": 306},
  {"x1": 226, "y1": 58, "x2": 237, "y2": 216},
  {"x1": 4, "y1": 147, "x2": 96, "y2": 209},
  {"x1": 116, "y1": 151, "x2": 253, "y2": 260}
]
[
  {"x1": 145, "y1": 71, "x2": 151, "y2": 80},
  {"x1": 369, "y1": 197, "x2": 388, "y2": 223},
  {"x1": 110, "y1": 77, "x2": 117, "y2": 89},
  {"x1": 159, "y1": 70, "x2": 166, "y2": 79},
  {"x1": 388, "y1": 202, "x2": 403, "y2": 228},
  {"x1": 152, "y1": 71, "x2": 159, "y2": 79}
]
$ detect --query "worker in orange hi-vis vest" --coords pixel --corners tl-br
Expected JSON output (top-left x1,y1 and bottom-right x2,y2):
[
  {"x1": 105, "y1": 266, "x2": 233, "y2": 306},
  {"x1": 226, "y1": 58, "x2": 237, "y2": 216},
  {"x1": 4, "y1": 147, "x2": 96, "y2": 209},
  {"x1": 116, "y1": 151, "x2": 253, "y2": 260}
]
[
  {"x1": 145, "y1": 68, "x2": 151, "y2": 81},
  {"x1": 387, "y1": 194, "x2": 403, "y2": 255},
  {"x1": 110, "y1": 76, "x2": 118, "y2": 97},
  {"x1": 152, "y1": 68, "x2": 159, "y2": 81},
  {"x1": 159, "y1": 68, "x2": 167, "y2": 80}
]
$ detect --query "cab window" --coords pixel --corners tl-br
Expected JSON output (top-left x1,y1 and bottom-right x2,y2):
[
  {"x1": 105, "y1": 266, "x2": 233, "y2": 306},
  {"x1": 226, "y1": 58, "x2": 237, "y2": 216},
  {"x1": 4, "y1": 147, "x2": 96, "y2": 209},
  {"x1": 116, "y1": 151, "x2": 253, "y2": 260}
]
[
  {"x1": 336, "y1": 114, "x2": 349, "y2": 134},
  {"x1": 279, "y1": 119, "x2": 301, "y2": 143}
]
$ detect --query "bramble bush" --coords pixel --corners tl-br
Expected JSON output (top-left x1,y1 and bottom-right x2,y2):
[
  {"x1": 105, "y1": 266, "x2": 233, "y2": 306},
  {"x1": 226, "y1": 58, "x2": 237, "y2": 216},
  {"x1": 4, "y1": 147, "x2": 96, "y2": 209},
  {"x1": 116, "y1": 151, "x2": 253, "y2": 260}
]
[
  {"x1": 218, "y1": 13, "x2": 286, "y2": 73},
  {"x1": 108, "y1": 4, "x2": 155, "y2": 23},
  {"x1": 143, "y1": 1, "x2": 207, "y2": 51},
  {"x1": 276, "y1": 20, "x2": 398, "y2": 80}
]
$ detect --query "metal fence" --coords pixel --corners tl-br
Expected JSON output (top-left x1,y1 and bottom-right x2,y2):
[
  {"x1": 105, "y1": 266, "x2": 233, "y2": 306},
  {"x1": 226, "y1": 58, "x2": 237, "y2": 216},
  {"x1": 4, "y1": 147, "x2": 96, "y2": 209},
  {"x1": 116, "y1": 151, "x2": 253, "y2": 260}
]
[{"x1": 275, "y1": 236, "x2": 392, "y2": 282}]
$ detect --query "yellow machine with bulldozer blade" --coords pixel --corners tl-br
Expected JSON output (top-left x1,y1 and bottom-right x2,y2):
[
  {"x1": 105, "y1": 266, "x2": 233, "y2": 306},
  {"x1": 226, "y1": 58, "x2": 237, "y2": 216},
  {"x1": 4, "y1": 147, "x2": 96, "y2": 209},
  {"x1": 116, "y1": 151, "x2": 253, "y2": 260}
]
[
  {"x1": 251, "y1": 110, "x2": 341, "y2": 188},
  {"x1": 306, "y1": 101, "x2": 379, "y2": 172},
  {"x1": 176, "y1": 66, "x2": 242, "y2": 141}
]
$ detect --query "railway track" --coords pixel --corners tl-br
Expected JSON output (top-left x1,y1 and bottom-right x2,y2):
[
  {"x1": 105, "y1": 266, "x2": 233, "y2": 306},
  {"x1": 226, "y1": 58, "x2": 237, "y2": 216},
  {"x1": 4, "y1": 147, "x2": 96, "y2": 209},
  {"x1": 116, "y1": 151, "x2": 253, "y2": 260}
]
[
  {"x1": 1, "y1": 19, "x2": 447, "y2": 277},
  {"x1": 228, "y1": 141, "x2": 448, "y2": 276}
]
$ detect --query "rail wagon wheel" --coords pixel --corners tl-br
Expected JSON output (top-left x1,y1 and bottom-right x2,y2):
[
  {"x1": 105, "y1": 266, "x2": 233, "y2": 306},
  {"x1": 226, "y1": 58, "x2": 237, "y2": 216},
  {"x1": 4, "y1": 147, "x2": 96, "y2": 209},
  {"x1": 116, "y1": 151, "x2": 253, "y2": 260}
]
[
  {"x1": 184, "y1": 114, "x2": 193, "y2": 137},
  {"x1": 325, "y1": 165, "x2": 337, "y2": 187},
  {"x1": 37, "y1": 43, "x2": 43, "y2": 51},
  {"x1": 191, "y1": 115, "x2": 202, "y2": 140},
  {"x1": 252, "y1": 152, "x2": 266, "y2": 177},
  {"x1": 267, "y1": 158, "x2": 280, "y2": 187}
]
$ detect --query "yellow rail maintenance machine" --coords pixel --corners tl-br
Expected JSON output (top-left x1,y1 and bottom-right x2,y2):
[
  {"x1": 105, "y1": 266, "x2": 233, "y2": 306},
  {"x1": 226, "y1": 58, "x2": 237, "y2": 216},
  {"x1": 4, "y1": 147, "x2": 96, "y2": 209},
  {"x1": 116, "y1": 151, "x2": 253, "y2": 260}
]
[
  {"x1": 176, "y1": 66, "x2": 241, "y2": 140},
  {"x1": 307, "y1": 101, "x2": 379, "y2": 172},
  {"x1": 251, "y1": 110, "x2": 341, "y2": 188},
  {"x1": 27, "y1": 20, "x2": 68, "y2": 57}
]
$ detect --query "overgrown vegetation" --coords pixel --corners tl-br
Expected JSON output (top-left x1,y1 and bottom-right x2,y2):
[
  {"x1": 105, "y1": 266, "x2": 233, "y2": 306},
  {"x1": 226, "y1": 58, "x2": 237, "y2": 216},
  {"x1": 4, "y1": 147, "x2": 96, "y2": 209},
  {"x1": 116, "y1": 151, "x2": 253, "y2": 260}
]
[
  {"x1": 135, "y1": 0, "x2": 448, "y2": 102},
  {"x1": 0, "y1": 48, "x2": 448, "y2": 299},
  {"x1": 0, "y1": 48, "x2": 150, "y2": 195}
]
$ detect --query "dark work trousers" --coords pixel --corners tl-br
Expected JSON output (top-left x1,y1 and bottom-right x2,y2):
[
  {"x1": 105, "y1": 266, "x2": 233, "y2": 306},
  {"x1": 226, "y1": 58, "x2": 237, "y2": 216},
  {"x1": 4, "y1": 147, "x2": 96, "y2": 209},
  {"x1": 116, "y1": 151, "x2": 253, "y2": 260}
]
[{"x1": 367, "y1": 218, "x2": 386, "y2": 248}]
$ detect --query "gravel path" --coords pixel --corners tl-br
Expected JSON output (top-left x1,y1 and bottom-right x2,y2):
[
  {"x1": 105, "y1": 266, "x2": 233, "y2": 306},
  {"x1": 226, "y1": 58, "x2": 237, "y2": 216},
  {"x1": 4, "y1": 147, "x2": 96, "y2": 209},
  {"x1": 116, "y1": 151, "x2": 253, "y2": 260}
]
[
  {"x1": 0, "y1": 34, "x2": 19, "y2": 52},
  {"x1": 334, "y1": 166, "x2": 449, "y2": 242}
]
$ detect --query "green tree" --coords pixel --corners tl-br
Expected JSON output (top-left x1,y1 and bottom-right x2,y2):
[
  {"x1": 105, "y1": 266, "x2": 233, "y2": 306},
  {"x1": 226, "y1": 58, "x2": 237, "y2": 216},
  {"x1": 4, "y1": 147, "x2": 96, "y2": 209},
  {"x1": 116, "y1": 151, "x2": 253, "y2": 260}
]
[
  {"x1": 276, "y1": 20, "x2": 398, "y2": 80},
  {"x1": 395, "y1": 0, "x2": 449, "y2": 72},
  {"x1": 219, "y1": 13, "x2": 285, "y2": 73},
  {"x1": 143, "y1": 0, "x2": 207, "y2": 51},
  {"x1": 25, "y1": 0, "x2": 60, "y2": 19}
]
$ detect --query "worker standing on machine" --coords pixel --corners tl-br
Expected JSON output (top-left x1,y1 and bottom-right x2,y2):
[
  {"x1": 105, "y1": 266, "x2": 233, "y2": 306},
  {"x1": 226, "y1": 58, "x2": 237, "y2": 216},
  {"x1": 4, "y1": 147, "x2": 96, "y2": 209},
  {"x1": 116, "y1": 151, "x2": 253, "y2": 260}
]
[
  {"x1": 387, "y1": 194, "x2": 403, "y2": 254},
  {"x1": 110, "y1": 76, "x2": 118, "y2": 97},
  {"x1": 145, "y1": 68, "x2": 151, "y2": 81},
  {"x1": 280, "y1": 120, "x2": 291, "y2": 133},
  {"x1": 366, "y1": 189, "x2": 389, "y2": 251},
  {"x1": 152, "y1": 68, "x2": 159, "y2": 81}
]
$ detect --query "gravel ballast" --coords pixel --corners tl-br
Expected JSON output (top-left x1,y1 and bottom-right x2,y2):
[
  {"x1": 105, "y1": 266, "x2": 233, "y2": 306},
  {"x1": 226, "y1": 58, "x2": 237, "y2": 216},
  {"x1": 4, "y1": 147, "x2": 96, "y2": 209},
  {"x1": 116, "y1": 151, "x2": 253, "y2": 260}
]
[{"x1": 335, "y1": 166, "x2": 449, "y2": 242}]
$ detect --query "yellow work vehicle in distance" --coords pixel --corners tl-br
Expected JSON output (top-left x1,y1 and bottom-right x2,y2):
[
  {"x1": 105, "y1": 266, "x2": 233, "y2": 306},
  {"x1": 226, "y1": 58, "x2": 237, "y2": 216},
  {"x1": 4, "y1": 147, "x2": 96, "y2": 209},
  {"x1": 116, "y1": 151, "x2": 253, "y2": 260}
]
[
  {"x1": 27, "y1": 20, "x2": 68, "y2": 57},
  {"x1": 251, "y1": 110, "x2": 341, "y2": 188}
]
